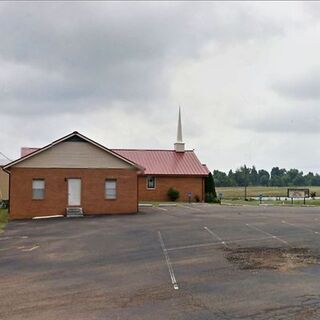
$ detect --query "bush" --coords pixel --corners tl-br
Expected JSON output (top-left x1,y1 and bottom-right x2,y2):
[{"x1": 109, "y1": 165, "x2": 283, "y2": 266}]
[
  {"x1": 167, "y1": 187, "x2": 179, "y2": 201},
  {"x1": 311, "y1": 191, "x2": 316, "y2": 199},
  {"x1": 205, "y1": 192, "x2": 221, "y2": 204},
  {"x1": 0, "y1": 200, "x2": 8, "y2": 209},
  {"x1": 194, "y1": 195, "x2": 200, "y2": 202}
]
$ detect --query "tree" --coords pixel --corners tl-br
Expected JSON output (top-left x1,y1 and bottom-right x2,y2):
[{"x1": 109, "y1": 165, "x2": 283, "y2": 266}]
[
  {"x1": 233, "y1": 165, "x2": 250, "y2": 187},
  {"x1": 213, "y1": 170, "x2": 230, "y2": 187},
  {"x1": 205, "y1": 172, "x2": 219, "y2": 203},
  {"x1": 228, "y1": 170, "x2": 236, "y2": 186},
  {"x1": 270, "y1": 167, "x2": 286, "y2": 186},
  {"x1": 258, "y1": 169, "x2": 270, "y2": 186},
  {"x1": 304, "y1": 172, "x2": 314, "y2": 186},
  {"x1": 250, "y1": 166, "x2": 259, "y2": 186},
  {"x1": 205, "y1": 172, "x2": 217, "y2": 198}
]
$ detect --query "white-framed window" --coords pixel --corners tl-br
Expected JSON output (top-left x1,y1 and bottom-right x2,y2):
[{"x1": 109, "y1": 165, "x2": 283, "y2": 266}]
[
  {"x1": 32, "y1": 179, "x2": 45, "y2": 200},
  {"x1": 105, "y1": 179, "x2": 117, "y2": 199},
  {"x1": 147, "y1": 176, "x2": 156, "y2": 189}
]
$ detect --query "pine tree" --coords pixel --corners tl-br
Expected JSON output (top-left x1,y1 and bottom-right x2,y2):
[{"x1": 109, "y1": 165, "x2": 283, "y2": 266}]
[{"x1": 205, "y1": 172, "x2": 218, "y2": 202}]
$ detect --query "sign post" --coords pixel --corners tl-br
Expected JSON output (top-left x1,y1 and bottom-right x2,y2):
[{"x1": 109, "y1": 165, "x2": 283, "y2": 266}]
[{"x1": 218, "y1": 192, "x2": 223, "y2": 204}]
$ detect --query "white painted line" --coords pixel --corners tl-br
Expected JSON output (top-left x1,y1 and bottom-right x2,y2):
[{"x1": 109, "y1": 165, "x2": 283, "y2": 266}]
[
  {"x1": 246, "y1": 224, "x2": 292, "y2": 247},
  {"x1": 282, "y1": 220, "x2": 320, "y2": 235},
  {"x1": 154, "y1": 207, "x2": 168, "y2": 211},
  {"x1": 204, "y1": 226, "x2": 230, "y2": 249},
  {"x1": 21, "y1": 245, "x2": 39, "y2": 252},
  {"x1": 167, "y1": 236, "x2": 273, "y2": 252},
  {"x1": 138, "y1": 203, "x2": 153, "y2": 207},
  {"x1": 180, "y1": 205, "x2": 202, "y2": 211},
  {"x1": 33, "y1": 215, "x2": 63, "y2": 220},
  {"x1": 158, "y1": 231, "x2": 179, "y2": 290},
  {"x1": 167, "y1": 241, "x2": 221, "y2": 251},
  {"x1": 159, "y1": 203, "x2": 177, "y2": 207},
  {"x1": 0, "y1": 237, "x2": 11, "y2": 241}
]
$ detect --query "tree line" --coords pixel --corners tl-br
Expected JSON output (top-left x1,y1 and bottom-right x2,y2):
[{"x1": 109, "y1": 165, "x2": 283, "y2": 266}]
[{"x1": 213, "y1": 166, "x2": 320, "y2": 187}]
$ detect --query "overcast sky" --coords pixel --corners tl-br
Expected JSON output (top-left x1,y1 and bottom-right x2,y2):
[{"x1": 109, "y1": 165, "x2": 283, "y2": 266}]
[{"x1": 1, "y1": 1, "x2": 320, "y2": 173}]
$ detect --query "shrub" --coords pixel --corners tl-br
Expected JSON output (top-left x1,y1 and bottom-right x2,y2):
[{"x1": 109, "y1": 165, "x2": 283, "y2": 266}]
[
  {"x1": 0, "y1": 200, "x2": 8, "y2": 209},
  {"x1": 194, "y1": 195, "x2": 200, "y2": 202},
  {"x1": 311, "y1": 191, "x2": 316, "y2": 199},
  {"x1": 167, "y1": 187, "x2": 179, "y2": 201},
  {"x1": 205, "y1": 192, "x2": 221, "y2": 204}
]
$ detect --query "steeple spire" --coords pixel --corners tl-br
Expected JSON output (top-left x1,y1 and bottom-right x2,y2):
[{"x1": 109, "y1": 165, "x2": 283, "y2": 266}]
[
  {"x1": 177, "y1": 106, "x2": 183, "y2": 142},
  {"x1": 174, "y1": 106, "x2": 185, "y2": 152}
]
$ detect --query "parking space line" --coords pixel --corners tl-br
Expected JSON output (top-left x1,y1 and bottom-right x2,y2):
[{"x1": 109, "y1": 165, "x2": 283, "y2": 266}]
[
  {"x1": 158, "y1": 231, "x2": 179, "y2": 290},
  {"x1": 204, "y1": 226, "x2": 230, "y2": 249},
  {"x1": 167, "y1": 236, "x2": 274, "y2": 252},
  {"x1": 180, "y1": 205, "x2": 202, "y2": 211},
  {"x1": 21, "y1": 245, "x2": 39, "y2": 252},
  {"x1": 281, "y1": 220, "x2": 320, "y2": 235},
  {"x1": 154, "y1": 207, "x2": 168, "y2": 211},
  {"x1": 167, "y1": 241, "x2": 221, "y2": 251},
  {"x1": 0, "y1": 237, "x2": 11, "y2": 241},
  {"x1": 246, "y1": 224, "x2": 292, "y2": 247}
]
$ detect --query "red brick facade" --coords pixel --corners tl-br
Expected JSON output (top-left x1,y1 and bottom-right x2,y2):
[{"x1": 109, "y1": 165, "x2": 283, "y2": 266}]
[
  {"x1": 138, "y1": 175, "x2": 205, "y2": 202},
  {"x1": 9, "y1": 168, "x2": 138, "y2": 219}
]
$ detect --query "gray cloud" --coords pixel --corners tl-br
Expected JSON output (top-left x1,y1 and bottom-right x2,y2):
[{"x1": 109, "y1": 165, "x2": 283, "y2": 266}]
[
  {"x1": 272, "y1": 70, "x2": 320, "y2": 101},
  {"x1": 236, "y1": 105, "x2": 320, "y2": 134},
  {"x1": 0, "y1": 2, "x2": 286, "y2": 116},
  {"x1": 2, "y1": 2, "x2": 320, "y2": 173}
]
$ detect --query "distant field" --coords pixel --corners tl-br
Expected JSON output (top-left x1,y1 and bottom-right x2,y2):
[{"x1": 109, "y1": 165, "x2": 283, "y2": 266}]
[{"x1": 216, "y1": 186, "x2": 320, "y2": 199}]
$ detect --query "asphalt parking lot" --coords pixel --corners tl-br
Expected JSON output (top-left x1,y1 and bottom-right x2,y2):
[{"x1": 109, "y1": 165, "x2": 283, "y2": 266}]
[{"x1": 2, "y1": 204, "x2": 320, "y2": 320}]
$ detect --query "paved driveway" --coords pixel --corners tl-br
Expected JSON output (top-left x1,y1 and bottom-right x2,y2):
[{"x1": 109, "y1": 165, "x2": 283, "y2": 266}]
[{"x1": 1, "y1": 204, "x2": 320, "y2": 319}]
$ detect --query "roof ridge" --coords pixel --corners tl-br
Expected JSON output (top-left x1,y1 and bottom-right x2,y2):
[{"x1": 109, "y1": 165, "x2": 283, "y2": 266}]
[{"x1": 112, "y1": 149, "x2": 195, "y2": 152}]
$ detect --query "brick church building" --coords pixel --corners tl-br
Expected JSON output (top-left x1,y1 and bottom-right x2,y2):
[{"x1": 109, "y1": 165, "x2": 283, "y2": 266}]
[{"x1": 3, "y1": 110, "x2": 209, "y2": 219}]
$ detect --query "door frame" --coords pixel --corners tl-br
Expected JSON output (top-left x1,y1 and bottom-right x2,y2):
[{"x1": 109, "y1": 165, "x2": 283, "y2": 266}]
[{"x1": 67, "y1": 177, "x2": 82, "y2": 206}]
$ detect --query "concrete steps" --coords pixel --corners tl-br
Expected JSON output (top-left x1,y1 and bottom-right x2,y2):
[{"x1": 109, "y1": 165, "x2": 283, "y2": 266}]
[{"x1": 66, "y1": 207, "x2": 84, "y2": 218}]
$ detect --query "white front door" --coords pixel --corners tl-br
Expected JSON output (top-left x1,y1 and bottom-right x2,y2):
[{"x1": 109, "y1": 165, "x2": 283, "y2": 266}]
[{"x1": 68, "y1": 179, "x2": 81, "y2": 206}]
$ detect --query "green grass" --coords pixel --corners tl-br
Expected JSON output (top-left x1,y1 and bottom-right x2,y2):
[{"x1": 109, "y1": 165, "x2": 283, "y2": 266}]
[
  {"x1": 221, "y1": 198, "x2": 320, "y2": 207},
  {"x1": 216, "y1": 186, "x2": 320, "y2": 199},
  {"x1": 0, "y1": 209, "x2": 8, "y2": 231}
]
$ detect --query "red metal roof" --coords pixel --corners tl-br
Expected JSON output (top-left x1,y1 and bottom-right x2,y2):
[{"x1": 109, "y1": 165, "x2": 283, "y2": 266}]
[
  {"x1": 112, "y1": 149, "x2": 209, "y2": 176},
  {"x1": 18, "y1": 144, "x2": 209, "y2": 176}
]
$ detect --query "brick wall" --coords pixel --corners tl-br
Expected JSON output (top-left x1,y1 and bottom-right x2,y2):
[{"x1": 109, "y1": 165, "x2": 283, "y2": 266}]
[
  {"x1": 9, "y1": 168, "x2": 138, "y2": 219},
  {"x1": 138, "y1": 176, "x2": 205, "y2": 202}
]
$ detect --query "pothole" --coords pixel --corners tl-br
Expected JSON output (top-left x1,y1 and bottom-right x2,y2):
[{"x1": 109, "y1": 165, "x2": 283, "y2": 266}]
[{"x1": 225, "y1": 247, "x2": 319, "y2": 271}]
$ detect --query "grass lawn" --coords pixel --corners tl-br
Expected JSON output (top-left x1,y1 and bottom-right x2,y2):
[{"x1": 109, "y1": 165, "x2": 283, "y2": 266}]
[
  {"x1": 0, "y1": 208, "x2": 8, "y2": 231},
  {"x1": 216, "y1": 186, "x2": 320, "y2": 199},
  {"x1": 221, "y1": 198, "x2": 320, "y2": 207}
]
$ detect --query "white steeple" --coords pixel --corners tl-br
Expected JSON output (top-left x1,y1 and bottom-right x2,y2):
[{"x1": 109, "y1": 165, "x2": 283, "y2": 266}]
[{"x1": 174, "y1": 106, "x2": 185, "y2": 152}]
